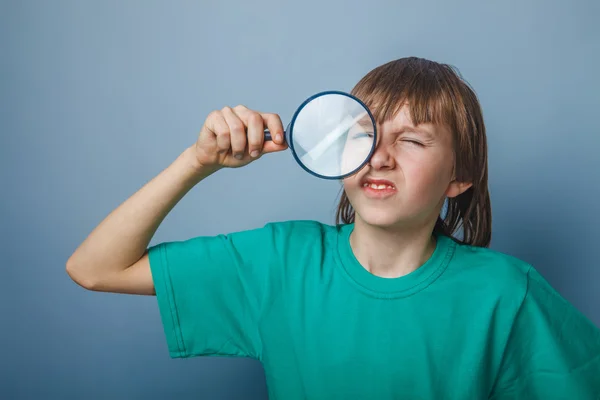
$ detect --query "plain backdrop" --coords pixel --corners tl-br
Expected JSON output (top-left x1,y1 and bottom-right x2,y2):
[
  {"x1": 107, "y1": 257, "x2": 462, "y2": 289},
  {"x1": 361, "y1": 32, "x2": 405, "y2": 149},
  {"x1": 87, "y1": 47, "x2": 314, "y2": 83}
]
[{"x1": 1, "y1": 0, "x2": 599, "y2": 398}]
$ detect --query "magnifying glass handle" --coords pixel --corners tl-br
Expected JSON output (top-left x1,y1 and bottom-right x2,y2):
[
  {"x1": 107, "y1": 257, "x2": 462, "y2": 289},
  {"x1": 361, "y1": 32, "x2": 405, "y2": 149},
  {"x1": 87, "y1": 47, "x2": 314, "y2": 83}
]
[{"x1": 263, "y1": 128, "x2": 286, "y2": 142}]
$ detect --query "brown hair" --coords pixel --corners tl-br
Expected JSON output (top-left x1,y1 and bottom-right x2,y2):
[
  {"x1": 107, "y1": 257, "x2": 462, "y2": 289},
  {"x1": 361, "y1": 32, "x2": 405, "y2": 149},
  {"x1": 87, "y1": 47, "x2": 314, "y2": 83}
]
[{"x1": 335, "y1": 57, "x2": 492, "y2": 247}]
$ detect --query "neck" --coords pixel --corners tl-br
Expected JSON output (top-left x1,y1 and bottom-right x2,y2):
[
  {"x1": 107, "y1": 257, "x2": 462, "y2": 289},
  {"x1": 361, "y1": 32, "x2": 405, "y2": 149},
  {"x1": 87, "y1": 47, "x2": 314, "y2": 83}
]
[{"x1": 349, "y1": 216, "x2": 437, "y2": 279}]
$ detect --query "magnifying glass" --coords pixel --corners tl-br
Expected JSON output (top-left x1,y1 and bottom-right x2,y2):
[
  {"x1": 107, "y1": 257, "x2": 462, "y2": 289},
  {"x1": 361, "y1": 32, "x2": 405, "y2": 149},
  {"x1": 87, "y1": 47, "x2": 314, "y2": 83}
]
[{"x1": 264, "y1": 91, "x2": 377, "y2": 180}]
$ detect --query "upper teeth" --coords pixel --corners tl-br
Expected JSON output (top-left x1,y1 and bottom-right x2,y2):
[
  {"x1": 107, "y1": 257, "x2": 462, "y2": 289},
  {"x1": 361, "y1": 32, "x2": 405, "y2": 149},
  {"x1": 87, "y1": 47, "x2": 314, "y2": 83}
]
[{"x1": 363, "y1": 183, "x2": 394, "y2": 189}]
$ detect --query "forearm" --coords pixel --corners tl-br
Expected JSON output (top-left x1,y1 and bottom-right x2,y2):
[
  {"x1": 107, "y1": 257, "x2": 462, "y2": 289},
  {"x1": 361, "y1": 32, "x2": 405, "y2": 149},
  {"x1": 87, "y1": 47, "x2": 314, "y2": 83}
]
[{"x1": 66, "y1": 145, "x2": 217, "y2": 285}]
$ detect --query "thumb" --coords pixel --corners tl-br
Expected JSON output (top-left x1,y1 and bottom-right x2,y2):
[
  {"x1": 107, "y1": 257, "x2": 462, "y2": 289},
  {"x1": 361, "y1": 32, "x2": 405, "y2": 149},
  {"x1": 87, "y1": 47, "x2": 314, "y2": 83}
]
[{"x1": 261, "y1": 140, "x2": 289, "y2": 154}]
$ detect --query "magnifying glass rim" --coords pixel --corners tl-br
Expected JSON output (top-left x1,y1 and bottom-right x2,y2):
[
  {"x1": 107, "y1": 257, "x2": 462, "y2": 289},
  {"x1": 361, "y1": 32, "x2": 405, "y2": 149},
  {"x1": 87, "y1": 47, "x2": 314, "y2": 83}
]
[{"x1": 288, "y1": 90, "x2": 378, "y2": 180}]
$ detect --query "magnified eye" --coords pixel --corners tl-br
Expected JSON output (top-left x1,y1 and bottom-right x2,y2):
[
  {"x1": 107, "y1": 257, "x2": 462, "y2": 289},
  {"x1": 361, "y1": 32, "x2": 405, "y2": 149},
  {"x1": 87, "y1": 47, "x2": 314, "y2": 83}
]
[{"x1": 352, "y1": 132, "x2": 374, "y2": 139}]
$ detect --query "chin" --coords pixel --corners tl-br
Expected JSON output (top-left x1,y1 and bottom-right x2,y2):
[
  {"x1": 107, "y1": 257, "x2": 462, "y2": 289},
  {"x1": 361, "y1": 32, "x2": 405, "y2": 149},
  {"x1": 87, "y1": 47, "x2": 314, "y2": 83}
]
[{"x1": 354, "y1": 209, "x2": 403, "y2": 229}]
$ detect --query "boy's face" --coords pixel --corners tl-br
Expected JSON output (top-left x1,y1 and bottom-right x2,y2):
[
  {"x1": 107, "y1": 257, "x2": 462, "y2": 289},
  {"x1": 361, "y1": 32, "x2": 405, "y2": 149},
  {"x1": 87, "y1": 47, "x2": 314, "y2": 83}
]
[{"x1": 342, "y1": 104, "x2": 470, "y2": 230}]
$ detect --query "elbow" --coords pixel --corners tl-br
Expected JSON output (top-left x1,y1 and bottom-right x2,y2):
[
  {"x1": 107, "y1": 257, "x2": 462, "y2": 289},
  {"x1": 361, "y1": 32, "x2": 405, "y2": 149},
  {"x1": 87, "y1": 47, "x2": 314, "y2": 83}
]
[{"x1": 66, "y1": 257, "x2": 98, "y2": 290}]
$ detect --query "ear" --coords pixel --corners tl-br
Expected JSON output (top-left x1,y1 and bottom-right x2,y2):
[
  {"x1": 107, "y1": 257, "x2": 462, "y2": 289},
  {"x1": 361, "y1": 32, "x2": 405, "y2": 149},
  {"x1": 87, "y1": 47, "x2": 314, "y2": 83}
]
[{"x1": 445, "y1": 179, "x2": 473, "y2": 198}]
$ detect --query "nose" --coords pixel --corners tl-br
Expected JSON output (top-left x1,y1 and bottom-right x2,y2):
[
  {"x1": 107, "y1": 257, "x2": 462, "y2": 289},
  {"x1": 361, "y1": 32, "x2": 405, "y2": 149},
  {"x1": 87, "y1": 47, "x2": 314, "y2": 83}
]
[{"x1": 368, "y1": 140, "x2": 395, "y2": 170}]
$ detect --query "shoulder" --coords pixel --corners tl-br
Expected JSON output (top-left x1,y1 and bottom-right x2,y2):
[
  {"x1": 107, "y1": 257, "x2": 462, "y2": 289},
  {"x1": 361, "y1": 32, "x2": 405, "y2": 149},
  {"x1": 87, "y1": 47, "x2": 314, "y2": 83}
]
[
  {"x1": 265, "y1": 219, "x2": 335, "y2": 232},
  {"x1": 263, "y1": 219, "x2": 339, "y2": 243},
  {"x1": 180, "y1": 220, "x2": 336, "y2": 259},
  {"x1": 452, "y1": 239, "x2": 527, "y2": 268},
  {"x1": 444, "y1": 239, "x2": 534, "y2": 299},
  {"x1": 446, "y1": 240, "x2": 592, "y2": 322},
  {"x1": 220, "y1": 219, "x2": 331, "y2": 241},
  {"x1": 450, "y1": 239, "x2": 532, "y2": 278},
  {"x1": 220, "y1": 219, "x2": 339, "y2": 258}
]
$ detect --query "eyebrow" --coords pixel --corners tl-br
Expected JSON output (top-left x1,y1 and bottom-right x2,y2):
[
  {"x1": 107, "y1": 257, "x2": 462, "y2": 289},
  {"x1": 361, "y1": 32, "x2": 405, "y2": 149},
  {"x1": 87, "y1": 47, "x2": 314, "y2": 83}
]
[{"x1": 396, "y1": 125, "x2": 436, "y2": 139}]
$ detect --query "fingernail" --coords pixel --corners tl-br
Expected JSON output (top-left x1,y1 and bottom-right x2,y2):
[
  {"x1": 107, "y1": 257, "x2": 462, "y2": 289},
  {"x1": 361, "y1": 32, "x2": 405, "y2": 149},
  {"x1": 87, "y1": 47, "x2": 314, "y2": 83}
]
[
  {"x1": 234, "y1": 153, "x2": 243, "y2": 160},
  {"x1": 250, "y1": 150, "x2": 259, "y2": 158},
  {"x1": 276, "y1": 134, "x2": 282, "y2": 143}
]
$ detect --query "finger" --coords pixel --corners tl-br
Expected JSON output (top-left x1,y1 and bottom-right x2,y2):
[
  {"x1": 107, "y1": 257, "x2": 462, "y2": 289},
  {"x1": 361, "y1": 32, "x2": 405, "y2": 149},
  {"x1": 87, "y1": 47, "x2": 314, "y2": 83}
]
[
  {"x1": 205, "y1": 111, "x2": 230, "y2": 153},
  {"x1": 260, "y1": 113, "x2": 288, "y2": 154},
  {"x1": 233, "y1": 104, "x2": 249, "y2": 115},
  {"x1": 221, "y1": 106, "x2": 247, "y2": 160},
  {"x1": 261, "y1": 113, "x2": 285, "y2": 145},
  {"x1": 245, "y1": 111, "x2": 264, "y2": 158}
]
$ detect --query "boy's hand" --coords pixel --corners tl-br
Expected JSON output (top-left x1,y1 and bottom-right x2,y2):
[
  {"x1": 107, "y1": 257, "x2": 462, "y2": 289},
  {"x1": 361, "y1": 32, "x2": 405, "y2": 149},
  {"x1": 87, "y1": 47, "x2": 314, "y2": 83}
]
[{"x1": 194, "y1": 105, "x2": 288, "y2": 170}]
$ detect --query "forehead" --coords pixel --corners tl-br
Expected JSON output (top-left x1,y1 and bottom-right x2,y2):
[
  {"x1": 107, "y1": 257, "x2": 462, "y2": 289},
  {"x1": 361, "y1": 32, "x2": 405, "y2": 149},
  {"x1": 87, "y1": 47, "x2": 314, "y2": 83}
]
[{"x1": 376, "y1": 105, "x2": 448, "y2": 139}]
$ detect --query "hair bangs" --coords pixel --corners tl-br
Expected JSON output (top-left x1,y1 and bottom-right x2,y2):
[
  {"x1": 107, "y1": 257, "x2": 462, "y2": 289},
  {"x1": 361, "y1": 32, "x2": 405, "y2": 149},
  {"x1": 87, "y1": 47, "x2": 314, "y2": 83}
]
[{"x1": 350, "y1": 60, "x2": 457, "y2": 131}]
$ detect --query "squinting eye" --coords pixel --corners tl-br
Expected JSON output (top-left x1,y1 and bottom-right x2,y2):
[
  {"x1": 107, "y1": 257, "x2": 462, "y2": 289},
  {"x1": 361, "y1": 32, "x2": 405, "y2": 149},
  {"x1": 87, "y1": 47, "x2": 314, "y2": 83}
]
[{"x1": 403, "y1": 139, "x2": 423, "y2": 147}]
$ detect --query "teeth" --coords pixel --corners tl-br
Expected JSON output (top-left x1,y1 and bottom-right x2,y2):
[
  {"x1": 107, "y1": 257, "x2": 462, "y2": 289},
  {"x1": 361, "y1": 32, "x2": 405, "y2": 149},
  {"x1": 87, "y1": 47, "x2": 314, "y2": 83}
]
[{"x1": 362, "y1": 183, "x2": 394, "y2": 190}]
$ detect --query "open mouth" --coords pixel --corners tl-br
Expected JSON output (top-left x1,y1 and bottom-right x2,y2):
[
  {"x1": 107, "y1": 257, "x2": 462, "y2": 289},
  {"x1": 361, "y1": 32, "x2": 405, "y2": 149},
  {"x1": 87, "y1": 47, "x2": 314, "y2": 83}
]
[
  {"x1": 362, "y1": 182, "x2": 395, "y2": 190},
  {"x1": 360, "y1": 178, "x2": 397, "y2": 196}
]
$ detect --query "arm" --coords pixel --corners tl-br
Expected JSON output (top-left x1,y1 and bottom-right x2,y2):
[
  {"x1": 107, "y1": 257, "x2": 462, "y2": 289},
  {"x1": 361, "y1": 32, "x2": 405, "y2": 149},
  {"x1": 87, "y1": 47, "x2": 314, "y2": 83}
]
[
  {"x1": 66, "y1": 105, "x2": 286, "y2": 296},
  {"x1": 66, "y1": 145, "x2": 216, "y2": 295}
]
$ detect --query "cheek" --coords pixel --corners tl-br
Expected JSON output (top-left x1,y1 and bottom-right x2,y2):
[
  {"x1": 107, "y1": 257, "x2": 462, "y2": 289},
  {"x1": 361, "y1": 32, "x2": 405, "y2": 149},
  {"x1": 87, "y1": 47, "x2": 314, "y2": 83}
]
[
  {"x1": 401, "y1": 154, "x2": 452, "y2": 193},
  {"x1": 342, "y1": 176, "x2": 360, "y2": 193}
]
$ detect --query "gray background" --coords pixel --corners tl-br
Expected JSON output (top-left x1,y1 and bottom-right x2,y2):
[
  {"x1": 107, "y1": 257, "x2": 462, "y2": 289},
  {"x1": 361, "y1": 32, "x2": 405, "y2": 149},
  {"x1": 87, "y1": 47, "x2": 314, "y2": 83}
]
[{"x1": 1, "y1": 0, "x2": 599, "y2": 398}]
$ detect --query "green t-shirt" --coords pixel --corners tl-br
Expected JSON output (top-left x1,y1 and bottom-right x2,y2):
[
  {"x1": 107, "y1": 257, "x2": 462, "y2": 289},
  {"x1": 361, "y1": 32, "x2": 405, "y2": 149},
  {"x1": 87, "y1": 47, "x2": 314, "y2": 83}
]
[{"x1": 148, "y1": 220, "x2": 600, "y2": 399}]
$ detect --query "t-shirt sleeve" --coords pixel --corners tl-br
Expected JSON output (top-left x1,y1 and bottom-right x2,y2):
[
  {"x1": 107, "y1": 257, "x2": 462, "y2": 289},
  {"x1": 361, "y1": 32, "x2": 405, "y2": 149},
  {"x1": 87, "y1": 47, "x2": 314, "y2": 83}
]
[
  {"x1": 147, "y1": 223, "x2": 278, "y2": 360},
  {"x1": 490, "y1": 266, "x2": 600, "y2": 399}
]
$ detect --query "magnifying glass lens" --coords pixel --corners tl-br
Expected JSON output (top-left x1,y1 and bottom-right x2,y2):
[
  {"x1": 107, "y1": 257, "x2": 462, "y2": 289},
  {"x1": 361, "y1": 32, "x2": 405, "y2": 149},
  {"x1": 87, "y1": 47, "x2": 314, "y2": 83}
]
[{"x1": 289, "y1": 92, "x2": 376, "y2": 179}]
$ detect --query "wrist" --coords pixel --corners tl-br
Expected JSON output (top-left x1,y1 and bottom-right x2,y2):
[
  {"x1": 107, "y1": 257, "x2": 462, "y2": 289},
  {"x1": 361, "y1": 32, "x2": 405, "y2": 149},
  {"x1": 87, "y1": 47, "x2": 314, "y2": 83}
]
[{"x1": 181, "y1": 145, "x2": 220, "y2": 181}]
